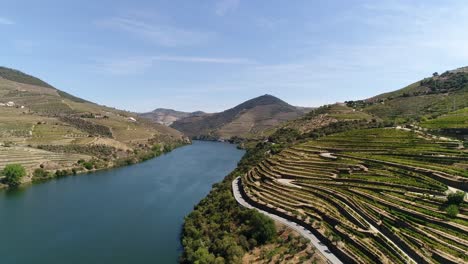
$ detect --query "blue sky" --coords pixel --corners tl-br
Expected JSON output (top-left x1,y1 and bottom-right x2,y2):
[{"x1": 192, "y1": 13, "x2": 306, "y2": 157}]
[{"x1": 2, "y1": 0, "x2": 468, "y2": 112}]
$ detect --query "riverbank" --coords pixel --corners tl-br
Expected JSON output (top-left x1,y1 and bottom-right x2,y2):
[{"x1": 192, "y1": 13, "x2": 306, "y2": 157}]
[{"x1": 0, "y1": 140, "x2": 190, "y2": 189}]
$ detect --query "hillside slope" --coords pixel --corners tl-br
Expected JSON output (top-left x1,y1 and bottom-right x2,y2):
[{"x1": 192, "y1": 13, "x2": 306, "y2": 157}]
[
  {"x1": 171, "y1": 94, "x2": 308, "y2": 139},
  {"x1": 242, "y1": 127, "x2": 467, "y2": 263},
  {"x1": 0, "y1": 67, "x2": 187, "y2": 186},
  {"x1": 182, "y1": 66, "x2": 468, "y2": 264},
  {"x1": 347, "y1": 68, "x2": 468, "y2": 122},
  {"x1": 139, "y1": 108, "x2": 206, "y2": 126}
]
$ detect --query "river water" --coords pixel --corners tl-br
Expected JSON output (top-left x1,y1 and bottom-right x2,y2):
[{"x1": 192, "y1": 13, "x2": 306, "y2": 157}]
[{"x1": 0, "y1": 141, "x2": 244, "y2": 264}]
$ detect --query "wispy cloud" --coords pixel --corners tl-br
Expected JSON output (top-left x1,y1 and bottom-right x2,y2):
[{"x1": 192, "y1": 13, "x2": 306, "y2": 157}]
[
  {"x1": 0, "y1": 17, "x2": 14, "y2": 25},
  {"x1": 153, "y1": 55, "x2": 255, "y2": 64},
  {"x1": 91, "y1": 57, "x2": 154, "y2": 75},
  {"x1": 215, "y1": 0, "x2": 240, "y2": 16},
  {"x1": 96, "y1": 17, "x2": 214, "y2": 46},
  {"x1": 92, "y1": 55, "x2": 255, "y2": 75}
]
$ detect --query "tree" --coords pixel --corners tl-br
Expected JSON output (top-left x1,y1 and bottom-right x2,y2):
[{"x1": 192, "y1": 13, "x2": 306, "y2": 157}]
[
  {"x1": 447, "y1": 191, "x2": 465, "y2": 205},
  {"x1": 3, "y1": 164, "x2": 26, "y2": 187},
  {"x1": 446, "y1": 204, "x2": 459, "y2": 218},
  {"x1": 192, "y1": 247, "x2": 215, "y2": 264},
  {"x1": 244, "y1": 210, "x2": 277, "y2": 244}
]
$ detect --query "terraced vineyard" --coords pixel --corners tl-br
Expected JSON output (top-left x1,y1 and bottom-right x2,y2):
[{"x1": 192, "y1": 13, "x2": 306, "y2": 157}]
[
  {"x1": 0, "y1": 146, "x2": 89, "y2": 171},
  {"x1": 241, "y1": 128, "x2": 467, "y2": 264}
]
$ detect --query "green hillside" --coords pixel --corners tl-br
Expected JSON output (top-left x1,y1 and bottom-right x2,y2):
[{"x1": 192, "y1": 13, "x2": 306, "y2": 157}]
[
  {"x1": 0, "y1": 66, "x2": 54, "y2": 88},
  {"x1": 0, "y1": 67, "x2": 187, "y2": 187},
  {"x1": 242, "y1": 127, "x2": 467, "y2": 263},
  {"x1": 346, "y1": 70, "x2": 468, "y2": 123},
  {"x1": 421, "y1": 107, "x2": 468, "y2": 129}
]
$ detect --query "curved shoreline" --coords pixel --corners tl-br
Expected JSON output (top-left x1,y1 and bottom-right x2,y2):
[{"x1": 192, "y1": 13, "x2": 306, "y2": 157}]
[
  {"x1": 232, "y1": 176, "x2": 343, "y2": 264},
  {"x1": 0, "y1": 141, "x2": 189, "y2": 190}
]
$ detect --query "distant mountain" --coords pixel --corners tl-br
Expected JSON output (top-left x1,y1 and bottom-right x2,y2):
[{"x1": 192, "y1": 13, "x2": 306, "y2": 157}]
[
  {"x1": 171, "y1": 94, "x2": 308, "y2": 139},
  {"x1": 139, "y1": 108, "x2": 207, "y2": 126},
  {"x1": 0, "y1": 66, "x2": 186, "y2": 185}
]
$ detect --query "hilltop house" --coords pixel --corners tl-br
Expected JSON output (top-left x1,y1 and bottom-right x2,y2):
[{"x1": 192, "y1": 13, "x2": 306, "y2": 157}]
[{"x1": 127, "y1": 117, "x2": 137, "y2": 122}]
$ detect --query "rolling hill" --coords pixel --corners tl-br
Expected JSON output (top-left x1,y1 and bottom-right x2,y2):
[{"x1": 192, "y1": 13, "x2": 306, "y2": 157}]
[
  {"x1": 0, "y1": 66, "x2": 187, "y2": 186},
  {"x1": 171, "y1": 94, "x2": 309, "y2": 139},
  {"x1": 346, "y1": 67, "x2": 468, "y2": 125},
  {"x1": 139, "y1": 108, "x2": 206, "y2": 126}
]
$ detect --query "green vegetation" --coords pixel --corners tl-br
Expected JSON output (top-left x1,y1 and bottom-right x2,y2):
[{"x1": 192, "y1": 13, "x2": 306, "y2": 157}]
[
  {"x1": 38, "y1": 144, "x2": 115, "y2": 159},
  {"x1": 345, "y1": 71, "x2": 468, "y2": 123},
  {"x1": 33, "y1": 168, "x2": 49, "y2": 178},
  {"x1": 242, "y1": 128, "x2": 467, "y2": 263},
  {"x1": 0, "y1": 66, "x2": 54, "y2": 88},
  {"x1": 2, "y1": 164, "x2": 26, "y2": 187},
  {"x1": 59, "y1": 117, "x2": 113, "y2": 138},
  {"x1": 421, "y1": 107, "x2": 468, "y2": 129},
  {"x1": 180, "y1": 126, "x2": 305, "y2": 263},
  {"x1": 244, "y1": 210, "x2": 276, "y2": 244},
  {"x1": 180, "y1": 171, "x2": 277, "y2": 263},
  {"x1": 421, "y1": 71, "x2": 468, "y2": 94},
  {"x1": 447, "y1": 191, "x2": 466, "y2": 205},
  {"x1": 446, "y1": 204, "x2": 459, "y2": 218}
]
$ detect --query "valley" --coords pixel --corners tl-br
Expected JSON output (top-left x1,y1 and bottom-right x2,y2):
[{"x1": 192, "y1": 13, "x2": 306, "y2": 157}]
[
  {"x1": 3, "y1": 2, "x2": 468, "y2": 264},
  {"x1": 1, "y1": 64, "x2": 467, "y2": 264}
]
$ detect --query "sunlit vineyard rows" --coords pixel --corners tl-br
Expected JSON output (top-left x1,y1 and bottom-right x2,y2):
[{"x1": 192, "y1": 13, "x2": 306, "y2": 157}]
[
  {"x1": 241, "y1": 128, "x2": 467, "y2": 264},
  {"x1": 0, "y1": 146, "x2": 89, "y2": 171}
]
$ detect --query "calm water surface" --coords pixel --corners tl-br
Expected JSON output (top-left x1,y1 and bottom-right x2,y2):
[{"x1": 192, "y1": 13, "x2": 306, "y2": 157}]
[{"x1": 0, "y1": 141, "x2": 244, "y2": 264}]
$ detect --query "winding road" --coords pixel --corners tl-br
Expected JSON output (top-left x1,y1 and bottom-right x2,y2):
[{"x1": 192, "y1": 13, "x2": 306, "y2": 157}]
[{"x1": 232, "y1": 177, "x2": 343, "y2": 264}]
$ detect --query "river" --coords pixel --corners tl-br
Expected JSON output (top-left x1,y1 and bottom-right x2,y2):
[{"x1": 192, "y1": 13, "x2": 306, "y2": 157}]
[{"x1": 0, "y1": 141, "x2": 244, "y2": 264}]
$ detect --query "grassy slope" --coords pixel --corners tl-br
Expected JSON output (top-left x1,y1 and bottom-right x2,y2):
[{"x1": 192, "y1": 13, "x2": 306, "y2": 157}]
[
  {"x1": 421, "y1": 107, "x2": 468, "y2": 129},
  {"x1": 357, "y1": 71, "x2": 468, "y2": 122}
]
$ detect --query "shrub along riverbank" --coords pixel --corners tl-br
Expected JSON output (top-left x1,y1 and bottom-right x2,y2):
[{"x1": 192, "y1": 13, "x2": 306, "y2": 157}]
[
  {"x1": 0, "y1": 141, "x2": 188, "y2": 189},
  {"x1": 180, "y1": 128, "x2": 302, "y2": 263}
]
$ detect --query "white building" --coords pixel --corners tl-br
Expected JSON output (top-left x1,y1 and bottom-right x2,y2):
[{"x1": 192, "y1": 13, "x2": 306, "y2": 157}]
[{"x1": 6, "y1": 101, "x2": 15, "y2": 107}]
